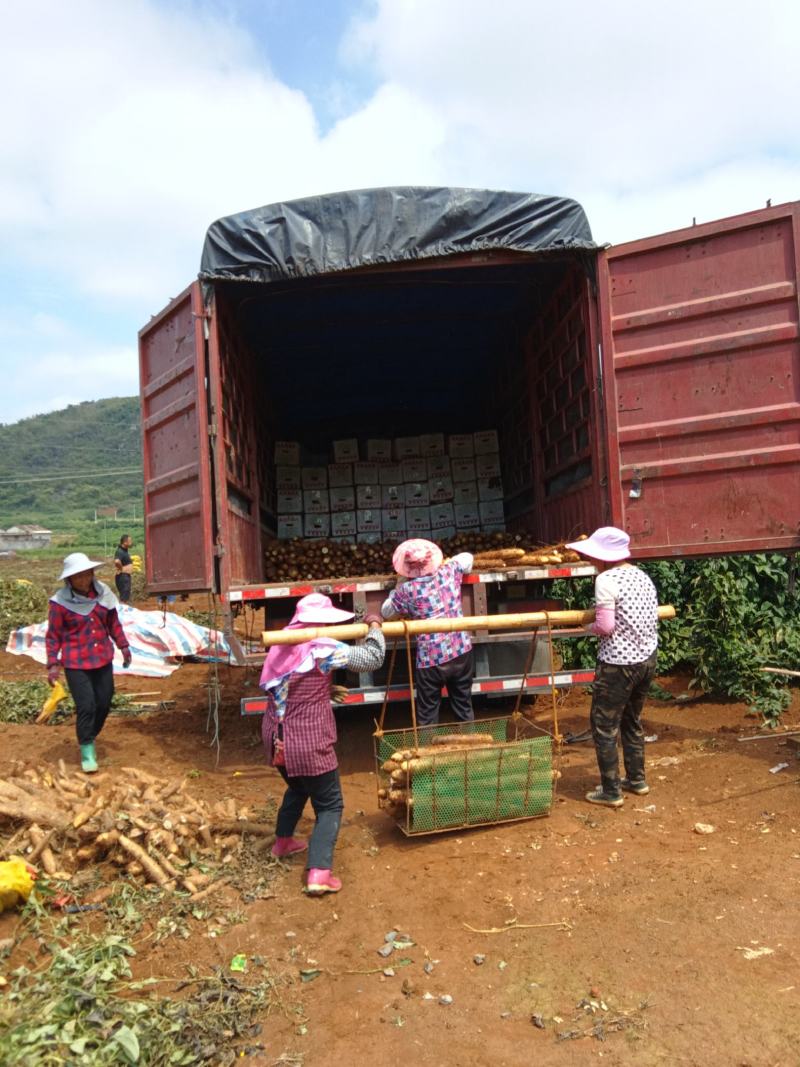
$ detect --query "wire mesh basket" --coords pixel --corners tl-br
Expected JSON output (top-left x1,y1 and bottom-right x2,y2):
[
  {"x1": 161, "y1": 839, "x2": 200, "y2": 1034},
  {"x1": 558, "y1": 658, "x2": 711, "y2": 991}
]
[{"x1": 374, "y1": 717, "x2": 554, "y2": 836}]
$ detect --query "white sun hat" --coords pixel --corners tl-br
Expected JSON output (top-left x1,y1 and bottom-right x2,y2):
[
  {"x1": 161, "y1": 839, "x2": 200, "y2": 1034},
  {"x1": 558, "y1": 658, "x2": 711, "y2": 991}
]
[{"x1": 58, "y1": 552, "x2": 105, "y2": 581}]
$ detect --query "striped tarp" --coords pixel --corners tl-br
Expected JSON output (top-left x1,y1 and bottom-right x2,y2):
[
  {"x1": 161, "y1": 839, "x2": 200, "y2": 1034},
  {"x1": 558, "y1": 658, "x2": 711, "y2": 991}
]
[{"x1": 5, "y1": 605, "x2": 233, "y2": 679}]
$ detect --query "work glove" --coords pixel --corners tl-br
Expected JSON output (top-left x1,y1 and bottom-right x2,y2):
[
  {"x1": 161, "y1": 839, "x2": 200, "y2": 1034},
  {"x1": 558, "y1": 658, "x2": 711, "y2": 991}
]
[
  {"x1": 122, "y1": 648, "x2": 132, "y2": 669},
  {"x1": 47, "y1": 665, "x2": 60, "y2": 686},
  {"x1": 364, "y1": 614, "x2": 383, "y2": 627}
]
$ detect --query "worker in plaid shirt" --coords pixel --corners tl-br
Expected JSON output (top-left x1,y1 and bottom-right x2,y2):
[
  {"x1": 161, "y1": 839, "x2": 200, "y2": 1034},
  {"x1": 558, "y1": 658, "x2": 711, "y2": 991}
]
[
  {"x1": 46, "y1": 553, "x2": 131, "y2": 773},
  {"x1": 381, "y1": 538, "x2": 475, "y2": 726},
  {"x1": 260, "y1": 593, "x2": 385, "y2": 895}
]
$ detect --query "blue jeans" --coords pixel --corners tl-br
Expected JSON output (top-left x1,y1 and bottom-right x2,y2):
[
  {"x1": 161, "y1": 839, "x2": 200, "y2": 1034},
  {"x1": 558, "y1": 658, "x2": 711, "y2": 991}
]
[{"x1": 275, "y1": 767, "x2": 344, "y2": 870}]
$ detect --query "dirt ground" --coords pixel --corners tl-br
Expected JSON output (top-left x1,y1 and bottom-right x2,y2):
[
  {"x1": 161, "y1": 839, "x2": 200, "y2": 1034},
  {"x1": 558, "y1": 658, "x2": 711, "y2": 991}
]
[{"x1": 1, "y1": 637, "x2": 799, "y2": 1067}]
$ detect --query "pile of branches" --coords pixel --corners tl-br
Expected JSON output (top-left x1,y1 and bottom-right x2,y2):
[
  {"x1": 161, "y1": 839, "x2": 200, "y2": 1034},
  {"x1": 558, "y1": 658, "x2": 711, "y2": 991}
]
[
  {"x1": 0, "y1": 762, "x2": 274, "y2": 897},
  {"x1": 263, "y1": 533, "x2": 586, "y2": 583}
]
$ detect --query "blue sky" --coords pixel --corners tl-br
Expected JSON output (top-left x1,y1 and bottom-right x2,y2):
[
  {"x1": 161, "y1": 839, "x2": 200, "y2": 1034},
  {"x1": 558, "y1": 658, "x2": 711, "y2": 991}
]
[{"x1": 1, "y1": 0, "x2": 798, "y2": 425}]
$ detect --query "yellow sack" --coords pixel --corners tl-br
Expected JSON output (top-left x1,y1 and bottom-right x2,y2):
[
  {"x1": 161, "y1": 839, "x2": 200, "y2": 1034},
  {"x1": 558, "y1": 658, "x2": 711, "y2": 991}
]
[
  {"x1": 0, "y1": 858, "x2": 35, "y2": 913},
  {"x1": 36, "y1": 681, "x2": 67, "y2": 724},
  {"x1": 130, "y1": 554, "x2": 142, "y2": 573}
]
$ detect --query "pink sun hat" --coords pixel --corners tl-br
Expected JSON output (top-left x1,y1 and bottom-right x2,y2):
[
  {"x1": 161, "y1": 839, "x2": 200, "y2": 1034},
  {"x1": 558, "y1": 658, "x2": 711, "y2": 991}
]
[
  {"x1": 565, "y1": 527, "x2": 631, "y2": 562},
  {"x1": 392, "y1": 538, "x2": 444, "y2": 578},
  {"x1": 294, "y1": 592, "x2": 354, "y2": 624}
]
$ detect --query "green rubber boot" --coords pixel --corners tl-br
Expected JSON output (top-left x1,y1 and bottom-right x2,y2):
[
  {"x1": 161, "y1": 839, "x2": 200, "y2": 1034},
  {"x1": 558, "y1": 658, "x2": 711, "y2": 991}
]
[{"x1": 79, "y1": 742, "x2": 98, "y2": 774}]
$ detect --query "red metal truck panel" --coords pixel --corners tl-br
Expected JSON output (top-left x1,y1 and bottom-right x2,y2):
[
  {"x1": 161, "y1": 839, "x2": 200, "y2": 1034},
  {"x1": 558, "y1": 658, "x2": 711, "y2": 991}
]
[
  {"x1": 207, "y1": 301, "x2": 264, "y2": 590},
  {"x1": 138, "y1": 284, "x2": 215, "y2": 591},
  {"x1": 599, "y1": 202, "x2": 800, "y2": 555}
]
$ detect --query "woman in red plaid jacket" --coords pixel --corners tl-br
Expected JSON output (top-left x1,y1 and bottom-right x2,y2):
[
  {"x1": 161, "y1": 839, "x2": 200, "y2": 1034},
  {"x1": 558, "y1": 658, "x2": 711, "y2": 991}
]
[
  {"x1": 45, "y1": 553, "x2": 131, "y2": 773},
  {"x1": 260, "y1": 593, "x2": 385, "y2": 895}
]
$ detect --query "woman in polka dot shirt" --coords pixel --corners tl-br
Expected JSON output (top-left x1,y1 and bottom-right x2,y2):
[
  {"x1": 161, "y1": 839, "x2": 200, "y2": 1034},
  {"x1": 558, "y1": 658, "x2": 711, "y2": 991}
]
[{"x1": 566, "y1": 527, "x2": 659, "y2": 808}]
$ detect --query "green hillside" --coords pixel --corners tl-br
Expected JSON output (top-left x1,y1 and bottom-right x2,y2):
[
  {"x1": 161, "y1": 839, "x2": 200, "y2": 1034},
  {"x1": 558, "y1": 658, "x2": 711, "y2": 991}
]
[{"x1": 0, "y1": 398, "x2": 144, "y2": 545}]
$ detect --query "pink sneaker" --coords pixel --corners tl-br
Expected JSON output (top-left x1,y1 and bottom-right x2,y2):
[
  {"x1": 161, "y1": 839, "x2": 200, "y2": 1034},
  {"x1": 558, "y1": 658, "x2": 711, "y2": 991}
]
[
  {"x1": 305, "y1": 868, "x2": 342, "y2": 895},
  {"x1": 271, "y1": 836, "x2": 308, "y2": 859}
]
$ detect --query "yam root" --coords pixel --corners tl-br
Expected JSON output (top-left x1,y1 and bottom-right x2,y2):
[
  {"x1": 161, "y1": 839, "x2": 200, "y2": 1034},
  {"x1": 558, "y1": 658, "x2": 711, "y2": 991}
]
[
  {"x1": 29, "y1": 826, "x2": 57, "y2": 876},
  {"x1": 117, "y1": 834, "x2": 169, "y2": 887},
  {"x1": 210, "y1": 820, "x2": 275, "y2": 837},
  {"x1": 430, "y1": 733, "x2": 495, "y2": 747}
]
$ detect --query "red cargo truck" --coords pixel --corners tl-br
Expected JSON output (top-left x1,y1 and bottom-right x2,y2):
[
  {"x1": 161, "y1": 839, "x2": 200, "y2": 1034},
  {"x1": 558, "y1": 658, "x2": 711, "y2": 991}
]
[{"x1": 138, "y1": 188, "x2": 800, "y2": 705}]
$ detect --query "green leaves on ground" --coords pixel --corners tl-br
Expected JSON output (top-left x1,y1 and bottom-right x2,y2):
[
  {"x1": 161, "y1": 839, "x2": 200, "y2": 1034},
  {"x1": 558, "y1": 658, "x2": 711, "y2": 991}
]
[
  {"x1": 553, "y1": 553, "x2": 800, "y2": 724},
  {"x1": 0, "y1": 933, "x2": 276, "y2": 1065},
  {"x1": 0, "y1": 579, "x2": 49, "y2": 645}
]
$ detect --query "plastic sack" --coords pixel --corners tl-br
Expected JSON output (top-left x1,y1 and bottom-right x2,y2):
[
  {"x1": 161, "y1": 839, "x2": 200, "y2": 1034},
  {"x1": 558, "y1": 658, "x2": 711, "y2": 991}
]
[{"x1": 0, "y1": 858, "x2": 35, "y2": 913}]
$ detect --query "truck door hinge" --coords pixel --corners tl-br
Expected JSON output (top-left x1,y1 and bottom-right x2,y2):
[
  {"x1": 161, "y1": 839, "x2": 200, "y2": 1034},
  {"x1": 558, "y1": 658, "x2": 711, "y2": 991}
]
[{"x1": 208, "y1": 421, "x2": 217, "y2": 438}]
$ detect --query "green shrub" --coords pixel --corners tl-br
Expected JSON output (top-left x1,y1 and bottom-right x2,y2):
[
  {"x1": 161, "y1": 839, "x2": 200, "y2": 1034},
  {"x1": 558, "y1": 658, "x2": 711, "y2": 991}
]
[{"x1": 0, "y1": 579, "x2": 49, "y2": 645}]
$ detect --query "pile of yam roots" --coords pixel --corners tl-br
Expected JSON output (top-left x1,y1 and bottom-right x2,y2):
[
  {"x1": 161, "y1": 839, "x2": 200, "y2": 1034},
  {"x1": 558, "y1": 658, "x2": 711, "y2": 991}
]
[
  {"x1": 0, "y1": 763, "x2": 272, "y2": 897},
  {"x1": 377, "y1": 733, "x2": 560, "y2": 818},
  {"x1": 263, "y1": 534, "x2": 587, "y2": 583}
]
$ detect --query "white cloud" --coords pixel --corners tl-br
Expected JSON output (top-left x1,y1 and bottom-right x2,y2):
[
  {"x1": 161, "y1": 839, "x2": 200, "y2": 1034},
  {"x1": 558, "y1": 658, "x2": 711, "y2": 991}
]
[{"x1": 1, "y1": 0, "x2": 798, "y2": 424}]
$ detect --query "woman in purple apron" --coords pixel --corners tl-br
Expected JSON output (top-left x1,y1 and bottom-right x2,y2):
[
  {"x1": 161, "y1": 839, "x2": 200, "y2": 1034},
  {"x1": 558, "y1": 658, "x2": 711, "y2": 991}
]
[{"x1": 260, "y1": 594, "x2": 385, "y2": 895}]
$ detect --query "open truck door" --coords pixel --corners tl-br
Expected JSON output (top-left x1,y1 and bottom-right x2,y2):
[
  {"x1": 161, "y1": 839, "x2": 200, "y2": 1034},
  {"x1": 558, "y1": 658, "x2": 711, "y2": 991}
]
[
  {"x1": 139, "y1": 283, "x2": 216, "y2": 592},
  {"x1": 599, "y1": 201, "x2": 800, "y2": 556}
]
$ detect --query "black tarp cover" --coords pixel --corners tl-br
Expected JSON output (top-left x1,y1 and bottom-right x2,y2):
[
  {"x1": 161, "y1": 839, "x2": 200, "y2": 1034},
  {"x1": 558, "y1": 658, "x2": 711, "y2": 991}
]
[{"x1": 199, "y1": 186, "x2": 595, "y2": 284}]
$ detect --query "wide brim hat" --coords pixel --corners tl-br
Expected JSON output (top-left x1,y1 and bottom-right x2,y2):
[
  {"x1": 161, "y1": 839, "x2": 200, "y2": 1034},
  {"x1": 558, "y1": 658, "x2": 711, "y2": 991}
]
[
  {"x1": 58, "y1": 552, "x2": 105, "y2": 581},
  {"x1": 294, "y1": 592, "x2": 354, "y2": 624},
  {"x1": 393, "y1": 538, "x2": 444, "y2": 578},
  {"x1": 565, "y1": 527, "x2": 631, "y2": 563}
]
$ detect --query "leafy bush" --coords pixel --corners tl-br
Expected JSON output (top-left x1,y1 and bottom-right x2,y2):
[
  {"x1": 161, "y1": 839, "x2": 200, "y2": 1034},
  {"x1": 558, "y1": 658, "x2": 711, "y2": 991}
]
[
  {"x1": 553, "y1": 553, "x2": 800, "y2": 724},
  {"x1": 0, "y1": 579, "x2": 49, "y2": 645}
]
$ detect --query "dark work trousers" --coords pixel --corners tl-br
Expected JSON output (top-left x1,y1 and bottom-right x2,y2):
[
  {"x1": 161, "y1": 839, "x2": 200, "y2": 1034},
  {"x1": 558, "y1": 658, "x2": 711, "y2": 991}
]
[
  {"x1": 590, "y1": 651, "x2": 657, "y2": 796},
  {"x1": 275, "y1": 766, "x2": 344, "y2": 871},
  {"x1": 415, "y1": 649, "x2": 475, "y2": 726},
  {"x1": 115, "y1": 573, "x2": 132, "y2": 604},
  {"x1": 64, "y1": 663, "x2": 115, "y2": 745}
]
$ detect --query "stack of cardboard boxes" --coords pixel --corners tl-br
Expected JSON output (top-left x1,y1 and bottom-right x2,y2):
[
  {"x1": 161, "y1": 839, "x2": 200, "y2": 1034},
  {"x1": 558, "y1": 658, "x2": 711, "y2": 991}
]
[{"x1": 274, "y1": 431, "x2": 505, "y2": 541}]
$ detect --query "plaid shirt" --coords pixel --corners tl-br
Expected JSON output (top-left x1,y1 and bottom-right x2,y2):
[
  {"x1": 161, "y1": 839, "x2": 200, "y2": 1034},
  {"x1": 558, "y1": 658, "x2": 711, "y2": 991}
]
[
  {"x1": 383, "y1": 556, "x2": 472, "y2": 668},
  {"x1": 46, "y1": 596, "x2": 129, "y2": 670},
  {"x1": 262, "y1": 631, "x2": 385, "y2": 776}
]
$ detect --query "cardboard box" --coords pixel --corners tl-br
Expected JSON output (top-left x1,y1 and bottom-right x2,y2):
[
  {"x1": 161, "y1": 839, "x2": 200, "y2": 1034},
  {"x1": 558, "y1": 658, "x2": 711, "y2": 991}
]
[
  {"x1": 274, "y1": 440, "x2": 301, "y2": 465},
  {"x1": 357, "y1": 509, "x2": 381, "y2": 534},
  {"x1": 476, "y1": 454, "x2": 501, "y2": 479},
  {"x1": 448, "y1": 434, "x2": 475, "y2": 458},
  {"x1": 331, "y1": 511, "x2": 356, "y2": 538},
  {"x1": 427, "y1": 456, "x2": 451, "y2": 479},
  {"x1": 453, "y1": 482, "x2": 478, "y2": 505},
  {"x1": 419, "y1": 433, "x2": 445, "y2": 457},
  {"x1": 454, "y1": 503, "x2": 480, "y2": 529},
  {"x1": 479, "y1": 500, "x2": 505, "y2": 525},
  {"x1": 328, "y1": 463, "x2": 353, "y2": 488},
  {"x1": 428, "y1": 476, "x2": 454, "y2": 503},
  {"x1": 430, "y1": 503, "x2": 455, "y2": 529},
  {"x1": 473, "y1": 430, "x2": 500, "y2": 455},
  {"x1": 434, "y1": 525, "x2": 455, "y2": 540},
  {"x1": 379, "y1": 463, "x2": 403, "y2": 485},
  {"x1": 277, "y1": 515, "x2": 303, "y2": 540},
  {"x1": 382, "y1": 507, "x2": 407, "y2": 536},
  {"x1": 301, "y1": 466, "x2": 328, "y2": 490},
  {"x1": 354, "y1": 461, "x2": 379, "y2": 485},
  {"x1": 356, "y1": 483, "x2": 380, "y2": 508},
  {"x1": 382, "y1": 483, "x2": 404, "y2": 507},
  {"x1": 332, "y1": 534, "x2": 356, "y2": 544},
  {"x1": 276, "y1": 490, "x2": 302, "y2": 514},
  {"x1": 276, "y1": 466, "x2": 301, "y2": 491},
  {"x1": 367, "y1": 439, "x2": 393, "y2": 462},
  {"x1": 304, "y1": 514, "x2": 331, "y2": 538},
  {"x1": 407, "y1": 506, "x2": 432, "y2": 533},
  {"x1": 478, "y1": 476, "x2": 504, "y2": 501},
  {"x1": 404, "y1": 481, "x2": 430, "y2": 507},
  {"x1": 357, "y1": 532, "x2": 382, "y2": 544},
  {"x1": 401, "y1": 458, "x2": 427, "y2": 482},
  {"x1": 333, "y1": 438, "x2": 359, "y2": 463},
  {"x1": 394, "y1": 436, "x2": 421, "y2": 459},
  {"x1": 481, "y1": 523, "x2": 506, "y2": 534},
  {"x1": 451, "y1": 458, "x2": 477, "y2": 483},
  {"x1": 303, "y1": 489, "x2": 329, "y2": 514},
  {"x1": 329, "y1": 486, "x2": 355, "y2": 512}
]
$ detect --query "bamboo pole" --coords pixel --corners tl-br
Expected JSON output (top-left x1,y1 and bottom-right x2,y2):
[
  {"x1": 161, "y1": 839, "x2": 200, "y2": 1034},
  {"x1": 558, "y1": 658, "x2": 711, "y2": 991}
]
[{"x1": 261, "y1": 606, "x2": 676, "y2": 647}]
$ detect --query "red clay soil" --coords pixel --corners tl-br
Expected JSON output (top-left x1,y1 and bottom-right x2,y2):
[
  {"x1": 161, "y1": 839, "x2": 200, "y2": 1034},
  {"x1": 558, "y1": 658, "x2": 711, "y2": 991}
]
[{"x1": 1, "y1": 647, "x2": 799, "y2": 1066}]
